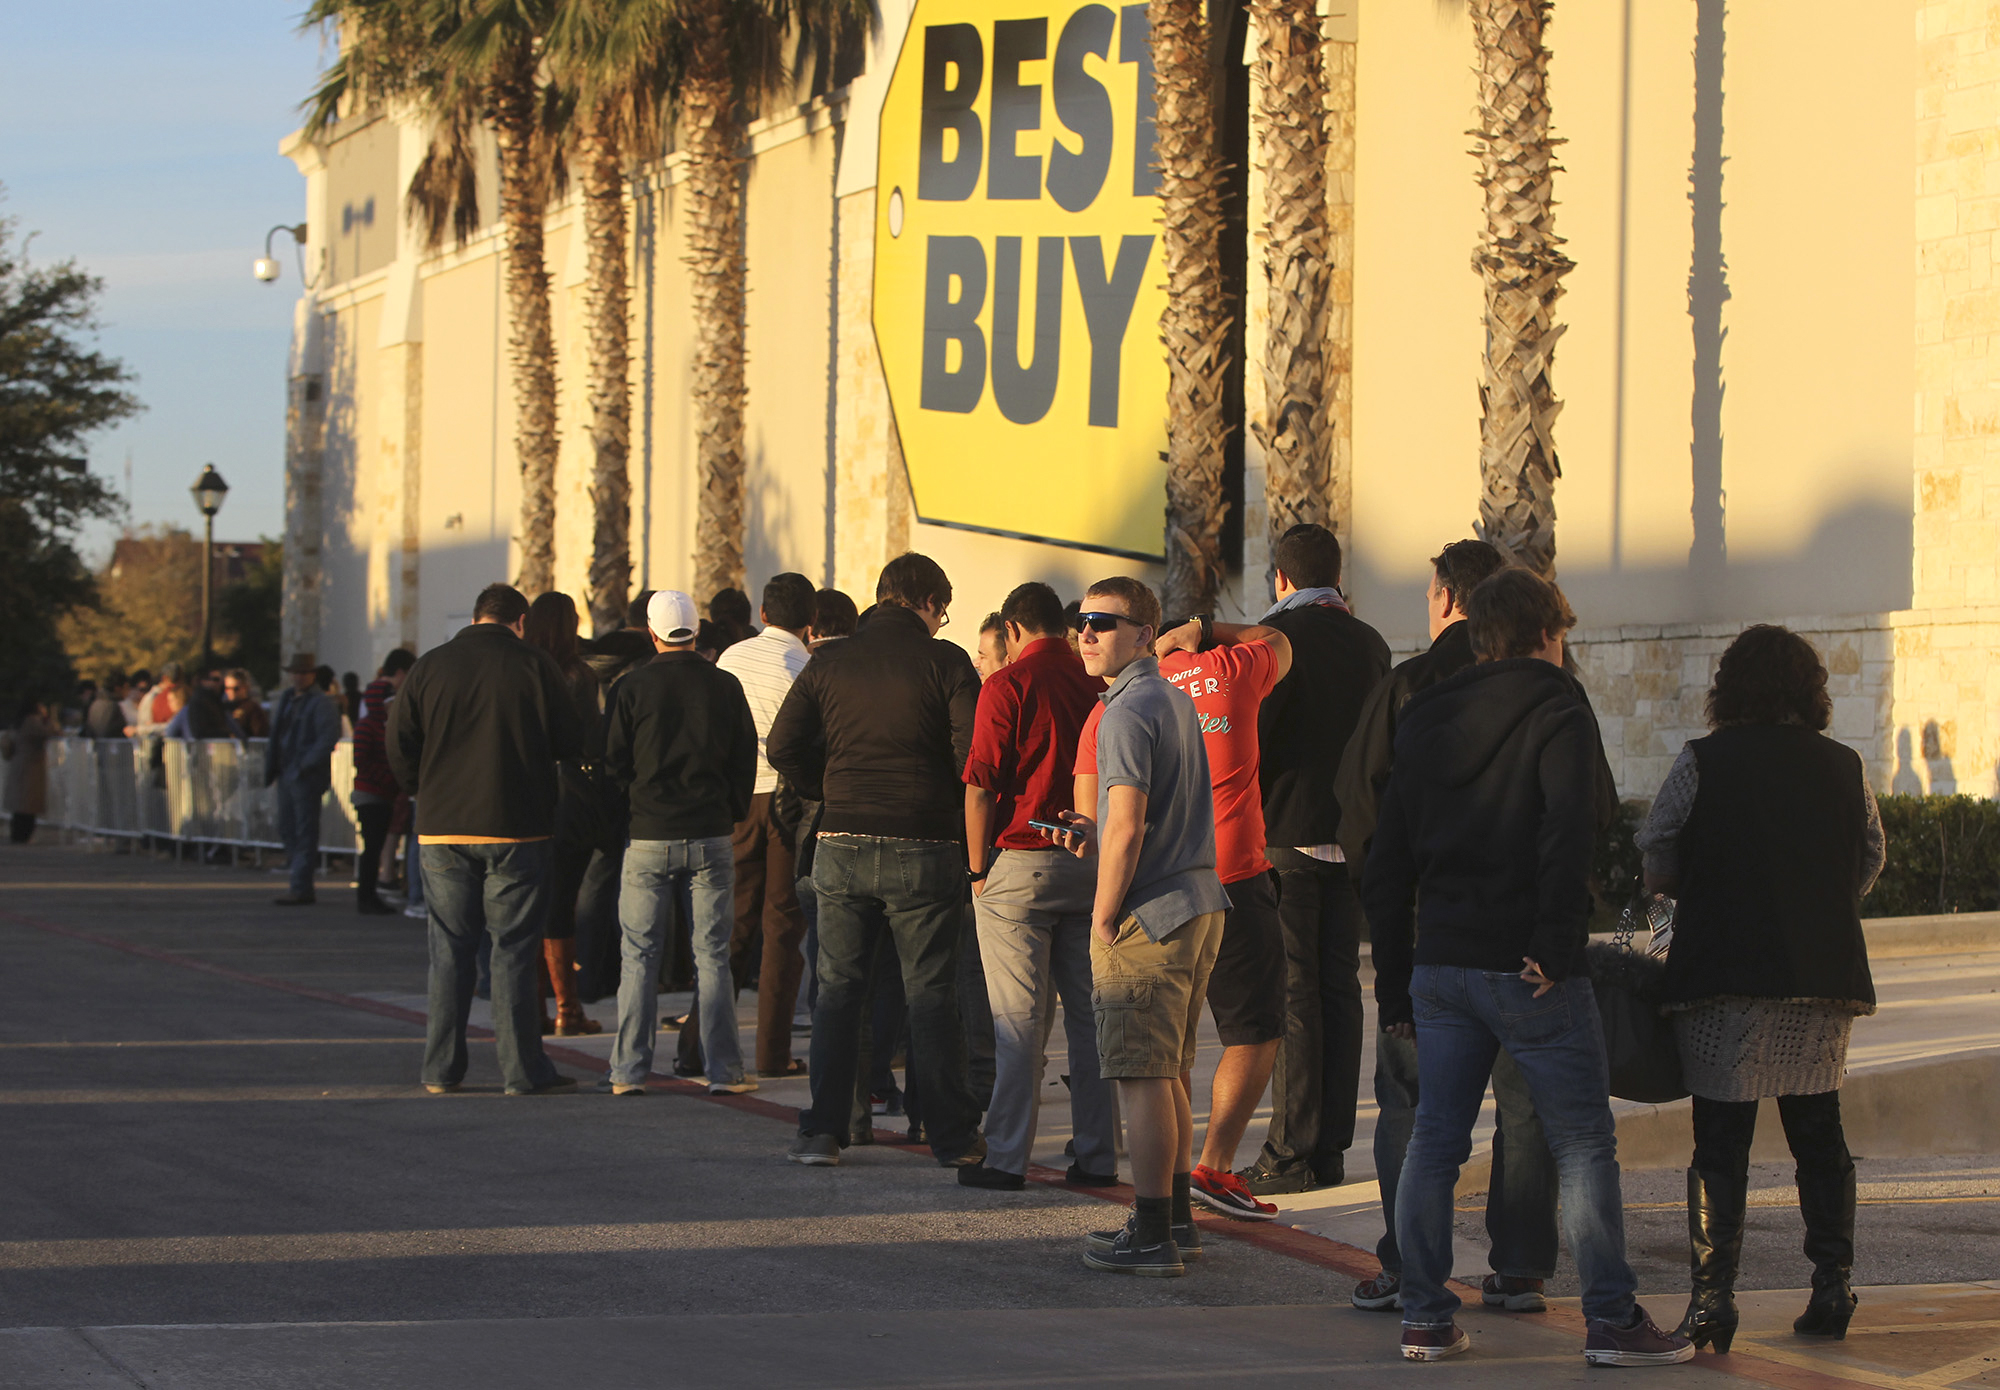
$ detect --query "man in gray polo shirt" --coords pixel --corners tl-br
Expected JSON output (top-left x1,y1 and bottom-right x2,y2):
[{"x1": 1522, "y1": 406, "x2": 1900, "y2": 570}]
[{"x1": 1045, "y1": 575, "x2": 1229, "y2": 1278}]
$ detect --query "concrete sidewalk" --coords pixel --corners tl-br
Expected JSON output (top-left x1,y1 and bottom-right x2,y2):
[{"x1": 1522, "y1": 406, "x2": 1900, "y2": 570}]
[{"x1": 5, "y1": 839, "x2": 2000, "y2": 1389}]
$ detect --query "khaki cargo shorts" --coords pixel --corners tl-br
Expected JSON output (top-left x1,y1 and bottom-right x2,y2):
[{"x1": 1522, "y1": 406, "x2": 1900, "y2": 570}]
[{"x1": 1090, "y1": 910, "x2": 1226, "y2": 1079}]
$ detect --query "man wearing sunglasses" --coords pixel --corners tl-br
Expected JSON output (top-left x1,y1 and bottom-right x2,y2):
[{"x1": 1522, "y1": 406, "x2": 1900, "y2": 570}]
[{"x1": 1046, "y1": 577, "x2": 1229, "y2": 1277}]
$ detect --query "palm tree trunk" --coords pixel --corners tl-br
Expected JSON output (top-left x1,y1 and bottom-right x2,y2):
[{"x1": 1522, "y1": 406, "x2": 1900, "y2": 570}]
[
  {"x1": 1152, "y1": 0, "x2": 1234, "y2": 617},
  {"x1": 1251, "y1": 0, "x2": 1332, "y2": 551},
  {"x1": 1469, "y1": 0, "x2": 1571, "y2": 578},
  {"x1": 580, "y1": 105, "x2": 633, "y2": 635},
  {"x1": 493, "y1": 43, "x2": 560, "y2": 598},
  {"x1": 683, "y1": 0, "x2": 749, "y2": 602}
]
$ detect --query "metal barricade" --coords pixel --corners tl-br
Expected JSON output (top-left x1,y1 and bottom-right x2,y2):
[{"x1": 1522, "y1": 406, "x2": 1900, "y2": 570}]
[{"x1": 41, "y1": 737, "x2": 358, "y2": 854}]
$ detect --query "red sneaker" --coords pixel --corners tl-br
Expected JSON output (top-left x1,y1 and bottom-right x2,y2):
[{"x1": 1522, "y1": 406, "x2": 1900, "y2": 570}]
[{"x1": 1189, "y1": 1164, "x2": 1279, "y2": 1221}]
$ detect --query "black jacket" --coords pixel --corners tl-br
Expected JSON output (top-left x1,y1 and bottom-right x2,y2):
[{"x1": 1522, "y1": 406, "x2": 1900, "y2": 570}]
[
  {"x1": 1363, "y1": 658, "x2": 1604, "y2": 1027},
  {"x1": 1257, "y1": 602, "x2": 1391, "y2": 847},
  {"x1": 386, "y1": 623, "x2": 586, "y2": 838},
  {"x1": 1338, "y1": 623, "x2": 1620, "y2": 873},
  {"x1": 767, "y1": 604, "x2": 979, "y2": 840},
  {"x1": 602, "y1": 651, "x2": 757, "y2": 841},
  {"x1": 1333, "y1": 621, "x2": 1479, "y2": 870},
  {"x1": 1665, "y1": 725, "x2": 1875, "y2": 1008}
]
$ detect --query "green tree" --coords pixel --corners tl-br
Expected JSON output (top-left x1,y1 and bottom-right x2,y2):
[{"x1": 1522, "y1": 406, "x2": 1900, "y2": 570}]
[
  {"x1": 0, "y1": 192, "x2": 140, "y2": 710},
  {"x1": 59, "y1": 528, "x2": 202, "y2": 683},
  {"x1": 215, "y1": 540, "x2": 284, "y2": 687},
  {"x1": 303, "y1": 0, "x2": 567, "y2": 597}
]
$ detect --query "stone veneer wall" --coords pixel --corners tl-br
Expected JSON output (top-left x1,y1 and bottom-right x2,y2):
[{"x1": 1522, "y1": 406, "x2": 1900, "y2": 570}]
[{"x1": 1383, "y1": 607, "x2": 1997, "y2": 807}]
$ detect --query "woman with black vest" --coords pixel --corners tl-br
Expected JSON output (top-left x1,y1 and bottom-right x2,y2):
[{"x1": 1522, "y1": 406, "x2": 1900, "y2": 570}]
[{"x1": 1638, "y1": 625, "x2": 1884, "y2": 1352}]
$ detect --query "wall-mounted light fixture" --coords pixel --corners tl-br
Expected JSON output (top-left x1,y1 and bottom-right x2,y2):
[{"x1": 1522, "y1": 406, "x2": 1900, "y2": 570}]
[{"x1": 253, "y1": 223, "x2": 313, "y2": 284}]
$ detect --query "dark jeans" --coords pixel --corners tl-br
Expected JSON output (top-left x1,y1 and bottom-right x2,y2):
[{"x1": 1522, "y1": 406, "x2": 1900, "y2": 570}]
[
  {"x1": 354, "y1": 799, "x2": 393, "y2": 903},
  {"x1": 1255, "y1": 852, "x2": 1364, "y2": 1180},
  {"x1": 573, "y1": 845, "x2": 625, "y2": 1001},
  {"x1": 421, "y1": 841, "x2": 562, "y2": 1093},
  {"x1": 1374, "y1": 1029, "x2": 1559, "y2": 1278},
  {"x1": 802, "y1": 835, "x2": 979, "y2": 1160},
  {"x1": 1397, "y1": 966, "x2": 1637, "y2": 1327},
  {"x1": 275, "y1": 776, "x2": 327, "y2": 899}
]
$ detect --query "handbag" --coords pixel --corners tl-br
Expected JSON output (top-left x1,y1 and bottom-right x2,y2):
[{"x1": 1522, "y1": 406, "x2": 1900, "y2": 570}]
[{"x1": 1586, "y1": 894, "x2": 1688, "y2": 1104}]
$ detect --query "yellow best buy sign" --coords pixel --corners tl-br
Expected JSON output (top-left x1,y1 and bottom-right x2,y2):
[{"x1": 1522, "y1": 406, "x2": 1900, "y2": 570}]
[{"x1": 873, "y1": 0, "x2": 1167, "y2": 560}]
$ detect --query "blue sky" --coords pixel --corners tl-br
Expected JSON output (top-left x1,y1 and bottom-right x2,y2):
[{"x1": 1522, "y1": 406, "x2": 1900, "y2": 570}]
[{"x1": 1, "y1": 1, "x2": 327, "y2": 561}]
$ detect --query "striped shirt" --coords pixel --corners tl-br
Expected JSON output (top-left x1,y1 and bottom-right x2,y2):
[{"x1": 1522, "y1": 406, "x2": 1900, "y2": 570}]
[{"x1": 717, "y1": 625, "x2": 811, "y2": 795}]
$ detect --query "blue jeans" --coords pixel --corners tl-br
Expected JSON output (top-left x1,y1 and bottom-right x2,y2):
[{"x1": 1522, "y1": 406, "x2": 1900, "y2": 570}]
[
  {"x1": 421, "y1": 841, "x2": 561, "y2": 1093},
  {"x1": 275, "y1": 776, "x2": 326, "y2": 898},
  {"x1": 1373, "y1": 1030, "x2": 1559, "y2": 1278},
  {"x1": 612, "y1": 837, "x2": 741, "y2": 1087},
  {"x1": 803, "y1": 835, "x2": 979, "y2": 1160},
  {"x1": 1396, "y1": 965, "x2": 1637, "y2": 1327}
]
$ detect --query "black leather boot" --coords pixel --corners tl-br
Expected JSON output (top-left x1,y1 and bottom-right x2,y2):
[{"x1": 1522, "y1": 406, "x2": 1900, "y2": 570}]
[
  {"x1": 1675, "y1": 1167, "x2": 1746, "y2": 1353},
  {"x1": 1794, "y1": 1157, "x2": 1858, "y2": 1338}
]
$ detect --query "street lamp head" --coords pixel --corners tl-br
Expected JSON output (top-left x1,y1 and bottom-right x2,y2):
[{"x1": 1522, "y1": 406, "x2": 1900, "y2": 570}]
[
  {"x1": 191, "y1": 464, "x2": 230, "y2": 518},
  {"x1": 253, "y1": 257, "x2": 281, "y2": 282},
  {"x1": 254, "y1": 223, "x2": 309, "y2": 285}
]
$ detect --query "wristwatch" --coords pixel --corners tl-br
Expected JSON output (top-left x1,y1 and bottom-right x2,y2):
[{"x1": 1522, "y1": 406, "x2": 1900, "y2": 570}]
[
  {"x1": 1192, "y1": 613, "x2": 1214, "y2": 652},
  {"x1": 967, "y1": 866, "x2": 988, "y2": 883}
]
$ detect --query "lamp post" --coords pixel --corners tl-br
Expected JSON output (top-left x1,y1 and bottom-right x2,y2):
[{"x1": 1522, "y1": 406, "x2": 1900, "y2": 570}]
[{"x1": 190, "y1": 465, "x2": 230, "y2": 671}]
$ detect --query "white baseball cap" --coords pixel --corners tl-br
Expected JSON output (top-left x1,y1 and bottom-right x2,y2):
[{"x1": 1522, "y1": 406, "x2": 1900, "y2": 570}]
[{"x1": 647, "y1": 589, "x2": 699, "y2": 643}]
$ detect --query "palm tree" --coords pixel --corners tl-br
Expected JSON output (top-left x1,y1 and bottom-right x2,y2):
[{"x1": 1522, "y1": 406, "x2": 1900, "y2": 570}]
[
  {"x1": 303, "y1": 0, "x2": 566, "y2": 598},
  {"x1": 547, "y1": 3, "x2": 679, "y2": 634},
  {"x1": 1467, "y1": 0, "x2": 1571, "y2": 577},
  {"x1": 671, "y1": 0, "x2": 863, "y2": 601},
  {"x1": 1250, "y1": 0, "x2": 1333, "y2": 552},
  {"x1": 1152, "y1": 0, "x2": 1235, "y2": 616}
]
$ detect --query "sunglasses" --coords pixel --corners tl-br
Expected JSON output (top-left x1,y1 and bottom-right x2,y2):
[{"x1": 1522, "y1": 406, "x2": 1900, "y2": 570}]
[{"x1": 1072, "y1": 611, "x2": 1145, "y2": 633}]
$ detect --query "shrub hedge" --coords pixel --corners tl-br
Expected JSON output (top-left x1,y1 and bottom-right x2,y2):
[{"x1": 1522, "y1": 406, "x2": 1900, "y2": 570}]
[
  {"x1": 1587, "y1": 792, "x2": 2000, "y2": 924},
  {"x1": 1866, "y1": 794, "x2": 2000, "y2": 918}
]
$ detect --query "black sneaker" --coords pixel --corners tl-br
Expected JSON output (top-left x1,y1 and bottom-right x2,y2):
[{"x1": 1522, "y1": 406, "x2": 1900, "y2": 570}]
[
  {"x1": 1086, "y1": 1212, "x2": 1202, "y2": 1262},
  {"x1": 1235, "y1": 1162, "x2": 1316, "y2": 1196},
  {"x1": 1583, "y1": 1305, "x2": 1696, "y2": 1366},
  {"x1": 1081, "y1": 1224, "x2": 1185, "y2": 1277},
  {"x1": 594, "y1": 1078, "x2": 646, "y2": 1096},
  {"x1": 1064, "y1": 1162, "x2": 1118, "y2": 1187},
  {"x1": 1352, "y1": 1270, "x2": 1402, "y2": 1311},
  {"x1": 504, "y1": 1074, "x2": 578, "y2": 1096},
  {"x1": 1482, "y1": 1273, "x2": 1547, "y2": 1313},
  {"x1": 957, "y1": 1163, "x2": 1025, "y2": 1190},
  {"x1": 787, "y1": 1132, "x2": 841, "y2": 1166}
]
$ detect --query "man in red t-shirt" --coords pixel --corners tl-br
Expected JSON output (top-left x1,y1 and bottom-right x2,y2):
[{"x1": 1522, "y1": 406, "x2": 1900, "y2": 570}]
[
  {"x1": 1155, "y1": 615, "x2": 1293, "y2": 1219},
  {"x1": 960, "y1": 581, "x2": 1115, "y2": 1190}
]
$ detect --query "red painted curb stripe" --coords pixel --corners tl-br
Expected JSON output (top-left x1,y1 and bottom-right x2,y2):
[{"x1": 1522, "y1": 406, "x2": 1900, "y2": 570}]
[{"x1": 1, "y1": 905, "x2": 1864, "y2": 1388}]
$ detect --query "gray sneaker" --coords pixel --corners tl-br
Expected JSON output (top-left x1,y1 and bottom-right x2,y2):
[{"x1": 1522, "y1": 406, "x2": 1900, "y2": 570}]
[
  {"x1": 1583, "y1": 1305, "x2": 1696, "y2": 1366},
  {"x1": 1081, "y1": 1224, "x2": 1184, "y2": 1278},
  {"x1": 787, "y1": 1132, "x2": 841, "y2": 1166},
  {"x1": 1086, "y1": 1212, "x2": 1202, "y2": 1262}
]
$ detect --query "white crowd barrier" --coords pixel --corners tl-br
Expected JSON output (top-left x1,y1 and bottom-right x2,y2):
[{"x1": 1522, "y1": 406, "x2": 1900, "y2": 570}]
[{"x1": 42, "y1": 737, "x2": 359, "y2": 854}]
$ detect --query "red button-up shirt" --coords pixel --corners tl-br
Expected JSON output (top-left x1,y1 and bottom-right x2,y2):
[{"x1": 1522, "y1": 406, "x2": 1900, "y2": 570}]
[{"x1": 962, "y1": 636, "x2": 1103, "y2": 850}]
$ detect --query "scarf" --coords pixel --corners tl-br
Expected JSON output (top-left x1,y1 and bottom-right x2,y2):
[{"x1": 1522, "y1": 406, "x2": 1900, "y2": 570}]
[{"x1": 1262, "y1": 585, "x2": 1351, "y2": 621}]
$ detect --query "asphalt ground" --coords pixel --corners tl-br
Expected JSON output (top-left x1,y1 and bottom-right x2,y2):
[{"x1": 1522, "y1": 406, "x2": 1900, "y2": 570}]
[{"x1": 4, "y1": 837, "x2": 2000, "y2": 1389}]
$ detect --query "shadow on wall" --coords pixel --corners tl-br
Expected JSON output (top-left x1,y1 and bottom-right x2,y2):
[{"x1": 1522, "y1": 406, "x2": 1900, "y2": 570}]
[
  {"x1": 1894, "y1": 721, "x2": 1963, "y2": 796},
  {"x1": 1689, "y1": 0, "x2": 1728, "y2": 591},
  {"x1": 1351, "y1": 496, "x2": 1915, "y2": 649}
]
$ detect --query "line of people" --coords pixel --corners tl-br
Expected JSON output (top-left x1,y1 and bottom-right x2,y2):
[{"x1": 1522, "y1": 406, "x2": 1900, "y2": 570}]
[{"x1": 374, "y1": 519, "x2": 1881, "y2": 1370}]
